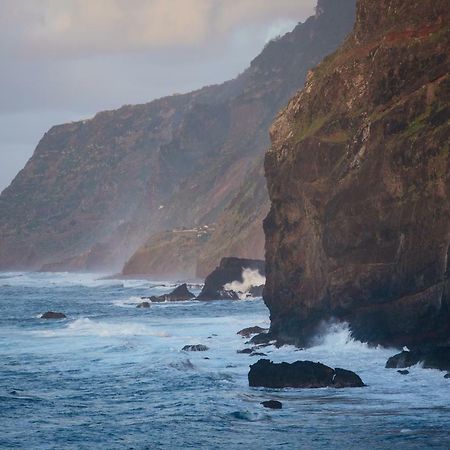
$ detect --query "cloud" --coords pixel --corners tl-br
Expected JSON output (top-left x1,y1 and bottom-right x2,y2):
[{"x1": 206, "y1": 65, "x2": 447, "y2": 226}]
[
  {"x1": 0, "y1": 0, "x2": 315, "y2": 57},
  {"x1": 0, "y1": 0, "x2": 316, "y2": 191}
]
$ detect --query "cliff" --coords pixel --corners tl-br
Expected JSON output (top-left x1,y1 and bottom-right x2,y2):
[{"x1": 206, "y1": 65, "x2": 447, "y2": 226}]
[
  {"x1": 122, "y1": 0, "x2": 356, "y2": 278},
  {"x1": 264, "y1": 0, "x2": 450, "y2": 347},
  {"x1": 0, "y1": 0, "x2": 356, "y2": 274}
]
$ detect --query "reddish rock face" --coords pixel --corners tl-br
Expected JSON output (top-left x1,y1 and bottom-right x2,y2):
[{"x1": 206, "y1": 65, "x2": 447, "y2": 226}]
[{"x1": 264, "y1": 0, "x2": 450, "y2": 347}]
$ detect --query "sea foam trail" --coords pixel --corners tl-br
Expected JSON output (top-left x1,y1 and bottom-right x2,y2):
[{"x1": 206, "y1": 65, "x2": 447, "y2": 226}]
[{"x1": 39, "y1": 318, "x2": 171, "y2": 338}]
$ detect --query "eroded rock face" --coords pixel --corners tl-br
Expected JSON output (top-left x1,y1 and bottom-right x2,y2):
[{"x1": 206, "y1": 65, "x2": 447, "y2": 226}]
[
  {"x1": 264, "y1": 0, "x2": 450, "y2": 347},
  {"x1": 248, "y1": 359, "x2": 364, "y2": 388}
]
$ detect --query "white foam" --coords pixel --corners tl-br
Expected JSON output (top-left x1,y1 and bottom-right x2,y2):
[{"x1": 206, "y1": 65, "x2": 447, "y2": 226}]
[
  {"x1": 224, "y1": 268, "x2": 265, "y2": 298},
  {"x1": 39, "y1": 318, "x2": 171, "y2": 338}
]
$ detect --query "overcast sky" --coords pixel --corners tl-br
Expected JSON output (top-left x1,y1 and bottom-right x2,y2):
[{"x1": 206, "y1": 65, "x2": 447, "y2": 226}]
[{"x1": 0, "y1": 0, "x2": 315, "y2": 193}]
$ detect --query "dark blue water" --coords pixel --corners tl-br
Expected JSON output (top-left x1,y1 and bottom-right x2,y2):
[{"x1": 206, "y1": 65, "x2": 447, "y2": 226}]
[{"x1": 1, "y1": 272, "x2": 450, "y2": 449}]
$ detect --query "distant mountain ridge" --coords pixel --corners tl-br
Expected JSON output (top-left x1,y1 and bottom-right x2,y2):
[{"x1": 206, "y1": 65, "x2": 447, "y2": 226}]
[{"x1": 0, "y1": 0, "x2": 356, "y2": 275}]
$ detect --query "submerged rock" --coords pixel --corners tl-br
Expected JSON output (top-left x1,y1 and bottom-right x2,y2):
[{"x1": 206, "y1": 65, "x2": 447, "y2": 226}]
[
  {"x1": 248, "y1": 359, "x2": 364, "y2": 388},
  {"x1": 197, "y1": 257, "x2": 265, "y2": 301},
  {"x1": 386, "y1": 348, "x2": 450, "y2": 371},
  {"x1": 444, "y1": 373, "x2": 450, "y2": 379},
  {"x1": 237, "y1": 326, "x2": 268, "y2": 338},
  {"x1": 182, "y1": 344, "x2": 209, "y2": 352},
  {"x1": 397, "y1": 370, "x2": 410, "y2": 375},
  {"x1": 261, "y1": 400, "x2": 282, "y2": 409},
  {"x1": 40, "y1": 311, "x2": 66, "y2": 319},
  {"x1": 136, "y1": 301, "x2": 150, "y2": 308}
]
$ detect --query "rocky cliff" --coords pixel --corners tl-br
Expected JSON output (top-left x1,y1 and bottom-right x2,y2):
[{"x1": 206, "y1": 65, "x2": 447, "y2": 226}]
[
  {"x1": 264, "y1": 0, "x2": 450, "y2": 347},
  {"x1": 122, "y1": 0, "x2": 356, "y2": 278},
  {"x1": 0, "y1": 0, "x2": 356, "y2": 274}
]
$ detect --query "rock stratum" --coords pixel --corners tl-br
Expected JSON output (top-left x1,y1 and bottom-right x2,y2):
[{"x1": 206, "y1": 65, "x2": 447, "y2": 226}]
[
  {"x1": 264, "y1": 0, "x2": 450, "y2": 347},
  {"x1": 0, "y1": 0, "x2": 356, "y2": 275}
]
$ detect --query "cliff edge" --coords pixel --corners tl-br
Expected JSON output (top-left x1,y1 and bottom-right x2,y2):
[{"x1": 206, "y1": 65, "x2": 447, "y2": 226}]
[{"x1": 264, "y1": 0, "x2": 450, "y2": 347}]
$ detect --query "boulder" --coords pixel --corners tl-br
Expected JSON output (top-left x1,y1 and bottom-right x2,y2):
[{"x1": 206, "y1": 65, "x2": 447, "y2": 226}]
[
  {"x1": 333, "y1": 368, "x2": 365, "y2": 388},
  {"x1": 143, "y1": 283, "x2": 196, "y2": 303},
  {"x1": 182, "y1": 344, "x2": 209, "y2": 352},
  {"x1": 248, "y1": 359, "x2": 364, "y2": 388},
  {"x1": 136, "y1": 301, "x2": 150, "y2": 308},
  {"x1": 261, "y1": 400, "x2": 282, "y2": 409},
  {"x1": 40, "y1": 311, "x2": 66, "y2": 319},
  {"x1": 237, "y1": 326, "x2": 268, "y2": 338},
  {"x1": 196, "y1": 257, "x2": 265, "y2": 301},
  {"x1": 385, "y1": 351, "x2": 421, "y2": 369},
  {"x1": 397, "y1": 370, "x2": 409, "y2": 375},
  {"x1": 237, "y1": 348, "x2": 253, "y2": 354},
  {"x1": 386, "y1": 348, "x2": 450, "y2": 371}
]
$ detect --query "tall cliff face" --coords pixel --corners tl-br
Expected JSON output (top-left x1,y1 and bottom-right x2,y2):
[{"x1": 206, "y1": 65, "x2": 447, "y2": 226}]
[
  {"x1": 0, "y1": 0, "x2": 355, "y2": 274},
  {"x1": 264, "y1": 0, "x2": 450, "y2": 347},
  {"x1": 121, "y1": 0, "x2": 357, "y2": 278}
]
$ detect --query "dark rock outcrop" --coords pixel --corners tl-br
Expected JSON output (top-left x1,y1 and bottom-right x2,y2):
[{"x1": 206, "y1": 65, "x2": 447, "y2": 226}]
[
  {"x1": 386, "y1": 348, "x2": 450, "y2": 371},
  {"x1": 264, "y1": 0, "x2": 450, "y2": 348},
  {"x1": 237, "y1": 348, "x2": 253, "y2": 354},
  {"x1": 237, "y1": 326, "x2": 268, "y2": 338},
  {"x1": 136, "y1": 301, "x2": 150, "y2": 308},
  {"x1": 182, "y1": 344, "x2": 209, "y2": 352},
  {"x1": 248, "y1": 359, "x2": 364, "y2": 388},
  {"x1": 261, "y1": 400, "x2": 282, "y2": 409},
  {"x1": 40, "y1": 311, "x2": 66, "y2": 319},
  {"x1": 397, "y1": 370, "x2": 409, "y2": 375},
  {"x1": 247, "y1": 285, "x2": 264, "y2": 298},
  {"x1": 196, "y1": 257, "x2": 264, "y2": 301},
  {"x1": 143, "y1": 283, "x2": 195, "y2": 303}
]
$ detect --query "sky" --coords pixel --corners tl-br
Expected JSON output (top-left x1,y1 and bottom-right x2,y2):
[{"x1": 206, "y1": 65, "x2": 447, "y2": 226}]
[{"x1": 0, "y1": 0, "x2": 316, "y2": 193}]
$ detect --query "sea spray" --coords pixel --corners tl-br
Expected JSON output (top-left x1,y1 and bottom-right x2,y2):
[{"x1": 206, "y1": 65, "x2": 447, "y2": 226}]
[{"x1": 224, "y1": 268, "x2": 266, "y2": 298}]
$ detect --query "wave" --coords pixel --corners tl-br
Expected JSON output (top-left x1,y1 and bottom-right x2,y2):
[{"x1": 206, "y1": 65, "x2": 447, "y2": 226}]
[
  {"x1": 224, "y1": 268, "x2": 266, "y2": 298},
  {"x1": 39, "y1": 318, "x2": 171, "y2": 338}
]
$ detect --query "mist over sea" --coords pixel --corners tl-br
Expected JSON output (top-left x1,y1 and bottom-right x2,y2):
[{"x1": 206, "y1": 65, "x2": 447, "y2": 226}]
[{"x1": 1, "y1": 272, "x2": 449, "y2": 449}]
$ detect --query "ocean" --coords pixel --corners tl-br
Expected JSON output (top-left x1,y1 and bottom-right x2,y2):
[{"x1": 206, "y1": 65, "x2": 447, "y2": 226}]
[{"x1": 1, "y1": 272, "x2": 449, "y2": 449}]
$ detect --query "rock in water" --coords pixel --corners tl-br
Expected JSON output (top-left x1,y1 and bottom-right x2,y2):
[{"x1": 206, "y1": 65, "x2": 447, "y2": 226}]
[
  {"x1": 261, "y1": 400, "x2": 282, "y2": 409},
  {"x1": 263, "y1": 0, "x2": 450, "y2": 348},
  {"x1": 182, "y1": 344, "x2": 209, "y2": 352},
  {"x1": 40, "y1": 311, "x2": 66, "y2": 319},
  {"x1": 248, "y1": 359, "x2": 364, "y2": 389},
  {"x1": 237, "y1": 326, "x2": 268, "y2": 338},
  {"x1": 397, "y1": 370, "x2": 410, "y2": 375},
  {"x1": 386, "y1": 348, "x2": 450, "y2": 371},
  {"x1": 197, "y1": 257, "x2": 265, "y2": 301},
  {"x1": 136, "y1": 301, "x2": 150, "y2": 308},
  {"x1": 143, "y1": 284, "x2": 195, "y2": 303},
  {"x1": 386, "y1": 351, "x2": 421, "y2": 369},
  {"x1": 166, "y1": 283, "x2": 195, "y2": 301},
  {"x1": 332, "y1": 368, "x2": 365, "y2": 388}
]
